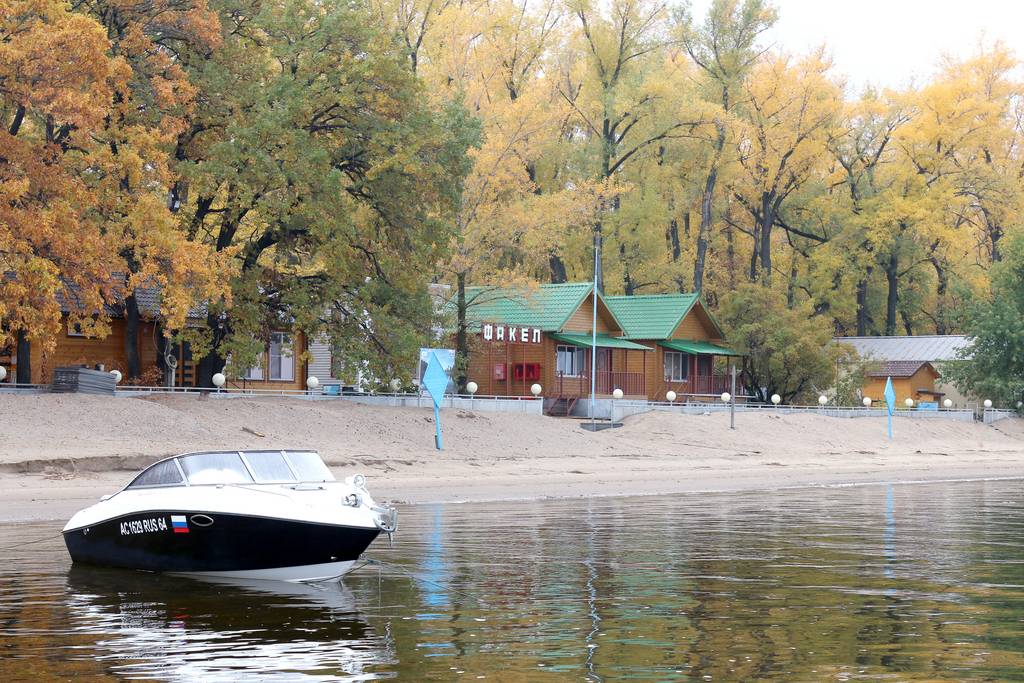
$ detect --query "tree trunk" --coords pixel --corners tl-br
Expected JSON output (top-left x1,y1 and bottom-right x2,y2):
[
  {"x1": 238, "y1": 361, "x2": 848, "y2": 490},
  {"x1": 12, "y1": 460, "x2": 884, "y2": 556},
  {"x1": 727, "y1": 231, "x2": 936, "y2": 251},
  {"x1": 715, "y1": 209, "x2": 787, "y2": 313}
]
[
  {"x1": 856, "y1": 278, "x2": 869, "y2": 336},
  {"x1": 885, "y1": 251, "x2": 898, "y2": 336},
  {"x1": 15, "y1": 329, "x2": 30, "y2": 384},
  {"x1": 455, "y1": 272, "x2": 468, "y2": 392},
  {"x1": 758, "y1": 192, "x2": 780, "y2": 286},
  {"x1": 931, "y1": 256, "x2": 948, "y2": 334},
  {"x1": 196, "y1": 311, "x2": 226, "y2": 388},
  {"x1": 693, "y1": 167, "x2": 717, "y2": 292},
  {"x1": 694, "y1": 122, "x2": 726, "y2": 293},
  {"x1": 786, "y1": 252, "x2": 798, "y2": 308},
  {"x1": 549, "y1": 253, "x2": 568, "y2": 284},
  {"x1": 748, "y1": 220, "x2": 760, "y2": 282},
  {"x1": 667, "y1": 214, "x2": 685, "y2": 292},
  {"x1": 124, "y1": 293, "x2": 141, "y2": 380},
  {"x1": 725, "y1": 214, "x2": 736, "y2": 291}
]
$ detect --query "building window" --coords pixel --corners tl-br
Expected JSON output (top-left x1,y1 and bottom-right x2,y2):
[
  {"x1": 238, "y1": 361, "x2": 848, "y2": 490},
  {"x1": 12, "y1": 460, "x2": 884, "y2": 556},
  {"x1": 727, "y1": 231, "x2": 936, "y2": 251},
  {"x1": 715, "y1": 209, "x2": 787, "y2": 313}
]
[
  {"x1": 556, "y1": 345, "x2": 585, "y2": 377},
  {"x1": 269, "y1": 332, "x2": 294, "y2": 381},
  {"x1": 664, "y1": 351, "x2": 689, "y2": 382},
  {"x1": 244, "y1": 358, "x2": 264, "y2": 381}
]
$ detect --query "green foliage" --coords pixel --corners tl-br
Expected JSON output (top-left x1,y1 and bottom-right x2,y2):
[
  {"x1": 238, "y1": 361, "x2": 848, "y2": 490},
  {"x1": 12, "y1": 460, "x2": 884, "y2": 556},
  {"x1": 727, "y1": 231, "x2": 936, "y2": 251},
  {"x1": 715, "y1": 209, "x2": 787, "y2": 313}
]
[
  {"x1": 177, "y1": 0, "x2": 475, "y2": 385},
  {"x1": 947, "y1": 232, "x2": 1024, "y2": 407},
  {"x1": 718, "y1": 284, "x2": 845, "y2": 404}
]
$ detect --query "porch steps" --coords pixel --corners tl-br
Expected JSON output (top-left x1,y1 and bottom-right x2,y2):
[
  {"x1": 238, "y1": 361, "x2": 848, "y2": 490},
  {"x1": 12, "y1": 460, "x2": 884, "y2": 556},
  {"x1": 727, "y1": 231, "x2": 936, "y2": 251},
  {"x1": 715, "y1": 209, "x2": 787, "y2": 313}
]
[{"x1": 544, "y1": 396, "x2": 578, "y2": 417}]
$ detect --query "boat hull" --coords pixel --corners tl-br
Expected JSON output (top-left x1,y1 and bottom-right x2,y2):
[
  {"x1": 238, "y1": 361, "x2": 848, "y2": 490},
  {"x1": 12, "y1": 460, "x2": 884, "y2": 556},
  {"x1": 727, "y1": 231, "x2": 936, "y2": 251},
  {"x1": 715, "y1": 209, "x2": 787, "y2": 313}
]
[{"x1": 63, "y1": 510, "x2": 380, "y2": 582}]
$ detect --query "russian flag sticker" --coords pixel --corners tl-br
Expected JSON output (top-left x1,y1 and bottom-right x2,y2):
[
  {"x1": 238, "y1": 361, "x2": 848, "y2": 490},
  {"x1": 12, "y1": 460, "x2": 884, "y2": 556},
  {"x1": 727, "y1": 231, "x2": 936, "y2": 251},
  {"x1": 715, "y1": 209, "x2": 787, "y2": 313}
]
[{"x1": 171, "y1": 515, "x2": 189, "y2": 534}]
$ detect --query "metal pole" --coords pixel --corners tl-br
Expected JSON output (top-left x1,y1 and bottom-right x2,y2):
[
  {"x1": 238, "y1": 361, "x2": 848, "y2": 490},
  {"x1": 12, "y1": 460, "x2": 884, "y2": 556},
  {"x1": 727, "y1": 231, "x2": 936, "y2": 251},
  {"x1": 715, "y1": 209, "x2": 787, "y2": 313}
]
[
  {"x1": 729, "y1": 361, "x2": 736, "y2": 430},
  {"x1": 590, "y1": 233, "x2": 599, "y2": 428}
]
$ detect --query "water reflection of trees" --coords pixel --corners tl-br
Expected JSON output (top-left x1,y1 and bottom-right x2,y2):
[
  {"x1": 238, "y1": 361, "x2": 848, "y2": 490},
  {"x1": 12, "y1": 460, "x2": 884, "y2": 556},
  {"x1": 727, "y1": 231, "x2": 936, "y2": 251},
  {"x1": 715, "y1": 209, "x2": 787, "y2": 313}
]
[
  {"x1": 367, "y1": 483, "x2": 1024, "y2": 680},
  {"x1": 6, "y1": 483, "x2": 1024, "y2": 680}
]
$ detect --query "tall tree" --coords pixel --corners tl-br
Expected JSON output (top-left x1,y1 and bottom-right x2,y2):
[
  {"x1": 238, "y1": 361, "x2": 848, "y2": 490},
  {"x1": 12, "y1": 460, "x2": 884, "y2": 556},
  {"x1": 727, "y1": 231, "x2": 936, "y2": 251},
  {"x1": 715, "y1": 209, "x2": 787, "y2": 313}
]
[
  {"x1": 0, "y1": 0, "x2": 124, "y2": 381},
  {"x1": 178, "y1": 0, "x2": 473, "y2": 386},
  {"x1": 676, "y1": 0, "x2": 776, "y2": 292}
]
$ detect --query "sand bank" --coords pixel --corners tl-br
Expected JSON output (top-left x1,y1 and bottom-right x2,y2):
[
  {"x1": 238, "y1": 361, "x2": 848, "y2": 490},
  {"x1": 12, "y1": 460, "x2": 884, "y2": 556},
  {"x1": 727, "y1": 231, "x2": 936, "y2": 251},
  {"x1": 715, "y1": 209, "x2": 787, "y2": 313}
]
[{"x1": 0, "y1": 394, "x2": 1022, "y2": 522}]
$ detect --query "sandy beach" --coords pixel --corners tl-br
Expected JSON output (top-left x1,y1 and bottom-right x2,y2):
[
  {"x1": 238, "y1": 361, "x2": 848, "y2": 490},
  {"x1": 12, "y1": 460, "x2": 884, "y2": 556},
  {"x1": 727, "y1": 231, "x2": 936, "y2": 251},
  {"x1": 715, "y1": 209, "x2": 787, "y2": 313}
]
[{"x1": 1, "y1": 393, "x2": 1022, "y2": 523}]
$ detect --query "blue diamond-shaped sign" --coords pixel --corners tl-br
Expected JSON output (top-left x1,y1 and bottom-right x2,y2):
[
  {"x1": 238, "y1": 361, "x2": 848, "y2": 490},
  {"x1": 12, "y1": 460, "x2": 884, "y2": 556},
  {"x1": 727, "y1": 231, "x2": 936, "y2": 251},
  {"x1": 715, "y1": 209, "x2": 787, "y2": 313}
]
[
  {"x1": 422, "y1": 352, "x2": 449, "y2": 408},
  {"x1": 884, "y1": 376, "x2": 896, "y2": 416}
]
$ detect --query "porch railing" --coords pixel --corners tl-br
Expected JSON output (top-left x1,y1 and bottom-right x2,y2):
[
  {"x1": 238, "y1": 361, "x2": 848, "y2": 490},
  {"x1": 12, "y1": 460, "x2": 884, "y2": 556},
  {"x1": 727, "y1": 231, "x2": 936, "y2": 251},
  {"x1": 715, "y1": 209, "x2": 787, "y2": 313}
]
[
  {"x1": 555, "y1": 370, "x2": 646, "y2": 397},
  {"x1": 665, "y1": 374, "x2": 732, "y2": 396}
]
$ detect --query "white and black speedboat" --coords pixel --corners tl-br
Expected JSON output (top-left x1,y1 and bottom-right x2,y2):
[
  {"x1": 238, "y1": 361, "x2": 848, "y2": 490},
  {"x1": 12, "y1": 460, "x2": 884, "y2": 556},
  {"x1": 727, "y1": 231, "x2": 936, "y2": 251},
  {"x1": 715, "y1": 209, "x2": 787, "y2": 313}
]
[{"x1": 63, "y1": 450, "x2": 396, "y2": 582}]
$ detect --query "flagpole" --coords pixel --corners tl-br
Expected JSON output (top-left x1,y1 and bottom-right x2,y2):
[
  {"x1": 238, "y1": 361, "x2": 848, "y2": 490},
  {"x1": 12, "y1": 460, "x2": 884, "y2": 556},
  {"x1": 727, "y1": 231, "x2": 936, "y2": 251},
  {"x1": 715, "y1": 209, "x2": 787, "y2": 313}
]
[{"x1": 590, "y1": 233, "x2": 599, "y2": 429}]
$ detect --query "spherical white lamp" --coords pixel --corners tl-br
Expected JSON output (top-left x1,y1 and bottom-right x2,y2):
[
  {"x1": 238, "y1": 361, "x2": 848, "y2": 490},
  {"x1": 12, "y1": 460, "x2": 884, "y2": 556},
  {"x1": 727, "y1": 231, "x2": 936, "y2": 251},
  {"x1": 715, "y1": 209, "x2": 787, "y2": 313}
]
[
  {"x1": 530, "y1": 383, "x2": 542, "y2": 397},
  {"x1": 0, "y1": 366, "x2": 6, "y2": 382},
  {"x1": 306, "y1": 376, "x2": 319, "y2": 390},
  {"x1": 904, "y1": 397, "x2": 914, "y2": 408},
  {"x1": 1017, "y1": 401, "x2": 1023, "y2": 409},
  {"x1": 110, "y1": 369, "x2": 122, "y2": 384},
  {"x1": 721, "y1": 392, "x2": 731, "y2": 403},
  {"x1": 666, "y1": 390, "x2": 677, "y2": 403},
  {"x1": 466, "y1": 381, "x2": 478, "y2": 395},
  {"x1": 943, "y1": 398, "x2": 953, "y2": 408},
  {"x1": 771, "y1": 394, "x2": 781, "y2": 405},
  {"x1": 818, "y1": 395, "x2": 828, "y2": 406},
  {"x1": 863, "y1": 397, "x2": 872, "y2": 407},
  {"x1": 211, "y1": 372, "x2": 225, "y2": 388},
  {"x1": 612, "y1": 388, "x2": 624, "y2": 400},
  {"x1": 984, "y1": 399, "x2": 993, "y2": 409},
  {"x1": 389, "y1": 378, "x2": 402, "y2": 393}
]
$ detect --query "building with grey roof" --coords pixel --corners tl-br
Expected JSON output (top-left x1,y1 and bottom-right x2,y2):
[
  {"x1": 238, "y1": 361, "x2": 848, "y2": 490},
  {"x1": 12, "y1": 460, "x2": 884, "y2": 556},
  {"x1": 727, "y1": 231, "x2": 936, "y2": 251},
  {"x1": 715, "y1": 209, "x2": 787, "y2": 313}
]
[{"x1": 834, "y1": 335, "x2": 975, "y2": 406}]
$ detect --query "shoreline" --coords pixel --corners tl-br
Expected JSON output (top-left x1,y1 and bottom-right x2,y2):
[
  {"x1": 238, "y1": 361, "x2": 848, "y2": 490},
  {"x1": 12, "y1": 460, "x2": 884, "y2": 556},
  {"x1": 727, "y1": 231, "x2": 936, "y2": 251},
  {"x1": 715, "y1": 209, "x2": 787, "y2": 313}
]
[
  {"x1": 3, "y1": 460, "x2": 1023, "y2": 524},
  {"x1": 0, "y1": 393, "x2": 1021, "y2": 523}
]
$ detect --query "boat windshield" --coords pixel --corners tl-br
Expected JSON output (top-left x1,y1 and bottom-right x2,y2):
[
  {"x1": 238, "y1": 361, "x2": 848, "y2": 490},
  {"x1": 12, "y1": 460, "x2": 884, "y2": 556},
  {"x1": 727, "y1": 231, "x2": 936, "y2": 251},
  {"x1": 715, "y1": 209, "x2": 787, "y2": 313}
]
[
  {"x1": 286, "y1": 451, "x2": 335, "y2": 482},
  {"x1": 242, "y1": 451, "x2": 298, "y2": 483},
  {"x1": 179, "y1": 452, "x2": 254, "y2": 485},
  {"x1": 125, "y1": 450, "x2": 334, "y2": 488},
  {"x1": 127, "y1": 459, "x2": 184, "y2": 488}
]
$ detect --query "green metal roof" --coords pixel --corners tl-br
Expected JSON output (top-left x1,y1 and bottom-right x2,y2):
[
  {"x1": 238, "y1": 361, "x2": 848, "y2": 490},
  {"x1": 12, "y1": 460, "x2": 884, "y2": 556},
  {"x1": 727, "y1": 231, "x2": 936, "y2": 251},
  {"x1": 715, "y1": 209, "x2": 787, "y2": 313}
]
[
  {"x1": 463, "y1": 283, "x2": 610, "y2": 332},
  {"x1": 604, "y1": 294, "x2": 699, "y2": 339},
  {"x1": 550, "y1": 332, "x2": 652, "y2": 351},
  {"x1": 660, "y1": 339, "x2": 742, "y2": 356}
]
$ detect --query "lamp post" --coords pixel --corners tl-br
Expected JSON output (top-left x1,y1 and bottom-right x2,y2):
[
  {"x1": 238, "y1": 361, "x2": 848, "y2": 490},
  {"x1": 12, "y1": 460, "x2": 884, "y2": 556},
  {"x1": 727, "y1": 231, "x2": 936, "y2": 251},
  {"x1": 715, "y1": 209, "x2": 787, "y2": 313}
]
[
  {"x1": 771, "y1": 393, "x2": 781, "y2": 407},
  {"x1": 110, "y1": 370, "x2": 122, "y2": 385},
  {"x1": 0, "y1": 366, "x2": 6, "y2": 383},
  {"x1": 943, "y1": 398, "x2": 953, "y2": 409},
  {"x1": 306, "y1": 375, "x2": 319, "y2": 396},
  {"x1": 863, "y1": 397, "x2": 872, "y2": 407},
  {"x1": 720, "y1": 391, "x2": 734, "y2": 430},
  {"x1": 612, "y1": 387, "x2": 623, "y2": 424},
  {"x1": 212, "y1": 372, "x2": 225, "y2": 393},
  {"x1": 666, "y1": 390, "x2": 676, "y2": 405},
  {"x1": 467, "y1": 380, "x2": 477, "y2": 409}
]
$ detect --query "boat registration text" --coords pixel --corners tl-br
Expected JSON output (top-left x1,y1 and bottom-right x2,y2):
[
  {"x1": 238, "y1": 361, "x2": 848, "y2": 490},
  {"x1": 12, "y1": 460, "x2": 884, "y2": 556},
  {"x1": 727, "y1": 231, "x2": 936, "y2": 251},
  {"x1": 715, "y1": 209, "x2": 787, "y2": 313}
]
[{"x1": 120, "y1": 517, "x2": 168, "y2": 535}]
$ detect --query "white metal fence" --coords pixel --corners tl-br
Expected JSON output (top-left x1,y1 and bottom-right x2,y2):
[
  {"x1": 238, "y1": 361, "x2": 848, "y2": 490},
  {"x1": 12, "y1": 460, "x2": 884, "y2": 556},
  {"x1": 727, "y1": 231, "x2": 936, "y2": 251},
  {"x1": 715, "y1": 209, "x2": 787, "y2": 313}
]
[
  {"x1": 609, "y1": 400, "x2": 981, "y2": 424},
  {"x1": 0, "y1": 382, "x2": 1018, "y2": 423}
]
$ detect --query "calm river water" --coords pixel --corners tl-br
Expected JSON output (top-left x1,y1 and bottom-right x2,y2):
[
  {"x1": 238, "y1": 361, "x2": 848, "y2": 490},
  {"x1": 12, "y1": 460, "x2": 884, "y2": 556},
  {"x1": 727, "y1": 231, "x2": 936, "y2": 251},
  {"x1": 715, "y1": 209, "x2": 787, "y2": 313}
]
[{"x1": 3, "y1": 480, "x2": 1024, "y2": 681}]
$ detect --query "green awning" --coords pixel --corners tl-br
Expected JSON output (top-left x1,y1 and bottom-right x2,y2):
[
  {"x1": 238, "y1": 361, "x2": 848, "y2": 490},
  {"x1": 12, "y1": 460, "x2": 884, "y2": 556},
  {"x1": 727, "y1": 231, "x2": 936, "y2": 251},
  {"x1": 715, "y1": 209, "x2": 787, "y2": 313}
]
[
  {"x1": 659, "y1": 339, "x2": 742, "y2": 356},
  {"x1": 551, "y1": 332, "x2": 652, "y2": 351}
]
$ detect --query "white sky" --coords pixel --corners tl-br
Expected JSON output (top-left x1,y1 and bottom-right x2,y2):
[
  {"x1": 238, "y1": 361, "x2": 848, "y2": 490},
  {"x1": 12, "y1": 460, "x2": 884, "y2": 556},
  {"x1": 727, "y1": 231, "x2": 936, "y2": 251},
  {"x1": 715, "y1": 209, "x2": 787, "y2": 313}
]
[{"x1": 688, "y1": 0, "x2": 1024, "y2": 92}]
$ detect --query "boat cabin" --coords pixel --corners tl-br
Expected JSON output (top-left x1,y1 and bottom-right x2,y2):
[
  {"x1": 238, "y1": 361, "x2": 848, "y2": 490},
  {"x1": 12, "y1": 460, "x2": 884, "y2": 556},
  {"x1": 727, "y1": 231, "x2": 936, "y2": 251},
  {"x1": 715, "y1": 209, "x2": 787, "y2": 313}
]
[{"x1": 127, "y1": 450, "x2": 336, "y2": 489}]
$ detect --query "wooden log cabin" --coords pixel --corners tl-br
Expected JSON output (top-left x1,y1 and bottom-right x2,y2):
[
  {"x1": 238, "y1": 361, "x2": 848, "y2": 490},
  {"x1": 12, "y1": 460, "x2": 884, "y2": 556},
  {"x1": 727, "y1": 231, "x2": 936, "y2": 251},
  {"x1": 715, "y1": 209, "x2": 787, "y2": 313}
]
[
  {"x1": 1, "y1": 288, "x2": 309, "y2": 391},
  {"x1": 462, "y1": 283, "x2": 740, "y2": 415}
]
